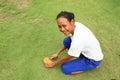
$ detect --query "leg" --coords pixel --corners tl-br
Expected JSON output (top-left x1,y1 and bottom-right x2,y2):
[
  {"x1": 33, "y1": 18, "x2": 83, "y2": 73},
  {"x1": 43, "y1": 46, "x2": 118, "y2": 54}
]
[
  {"x1": 61, "y1": 58, "x2": 85, "y2": 75},
  {"x1": 71, "y1": 66, "x2": 99, "y2": 75},
  {"x1": 61, "y1": 57, "x2": 101, "y2": 75}
]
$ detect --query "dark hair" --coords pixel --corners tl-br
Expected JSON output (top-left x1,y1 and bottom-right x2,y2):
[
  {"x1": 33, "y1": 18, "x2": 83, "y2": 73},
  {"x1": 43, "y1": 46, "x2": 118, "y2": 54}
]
[{"x1": 56, "y1": 11, "x2": 75, "y2": 22}]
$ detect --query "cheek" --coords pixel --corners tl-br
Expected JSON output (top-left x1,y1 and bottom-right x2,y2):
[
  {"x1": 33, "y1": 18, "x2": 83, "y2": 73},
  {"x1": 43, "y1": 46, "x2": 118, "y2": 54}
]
[{"x1": 66, "y1": 25, "x2": 72, "y2": 31}]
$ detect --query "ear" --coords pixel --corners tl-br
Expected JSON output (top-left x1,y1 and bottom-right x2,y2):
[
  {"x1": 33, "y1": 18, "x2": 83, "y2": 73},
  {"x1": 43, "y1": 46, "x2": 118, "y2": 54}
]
[{"x1": 70, "y1": 19, "x2": 75, "y2": 25}]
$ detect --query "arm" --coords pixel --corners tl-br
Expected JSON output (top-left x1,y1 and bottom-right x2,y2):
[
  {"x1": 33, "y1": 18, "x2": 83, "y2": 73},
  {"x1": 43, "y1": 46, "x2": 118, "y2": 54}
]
[
  {"x1": 45, "y1": 53, "x2": 73, "y2": 68},
  {"x1": 50, "y1": 45, "x2": 66, "y2": 59},
  {"x1": 54, "y1": 54, "x2": 73, "y2": 65}
]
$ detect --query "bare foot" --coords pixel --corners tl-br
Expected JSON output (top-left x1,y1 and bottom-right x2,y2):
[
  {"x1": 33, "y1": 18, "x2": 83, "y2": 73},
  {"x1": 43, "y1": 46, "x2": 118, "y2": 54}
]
[{"x1": 71, "y1": 71, "x2": 84, "y2": 75}]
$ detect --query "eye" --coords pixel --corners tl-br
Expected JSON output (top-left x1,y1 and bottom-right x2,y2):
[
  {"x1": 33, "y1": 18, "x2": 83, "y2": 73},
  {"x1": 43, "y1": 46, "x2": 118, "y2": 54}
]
[
  {"x1": 62, "y1": 25, "x2": 66, "y2": 28},
  {"x1": 58, "y1": 25, "x2": 62, "y2": 29}
]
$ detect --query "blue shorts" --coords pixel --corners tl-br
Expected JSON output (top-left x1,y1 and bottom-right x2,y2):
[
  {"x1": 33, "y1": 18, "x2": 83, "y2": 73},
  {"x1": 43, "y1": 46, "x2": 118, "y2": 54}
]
[{"x1": 62, "y1": 36, "x2": 102, "y2": 74}]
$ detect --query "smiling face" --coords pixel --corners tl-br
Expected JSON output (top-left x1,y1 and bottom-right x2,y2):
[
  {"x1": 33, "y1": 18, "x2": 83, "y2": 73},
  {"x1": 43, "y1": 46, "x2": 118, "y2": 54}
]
[{"x1": 57, "y1": 17, "x2": 75, "y2": 35}]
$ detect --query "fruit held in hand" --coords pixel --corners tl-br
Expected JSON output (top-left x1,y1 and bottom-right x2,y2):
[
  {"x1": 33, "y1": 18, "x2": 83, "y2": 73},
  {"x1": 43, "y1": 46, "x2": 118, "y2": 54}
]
[{"x1": 44, "y1": 57, "x2": 52, "y2": 63}]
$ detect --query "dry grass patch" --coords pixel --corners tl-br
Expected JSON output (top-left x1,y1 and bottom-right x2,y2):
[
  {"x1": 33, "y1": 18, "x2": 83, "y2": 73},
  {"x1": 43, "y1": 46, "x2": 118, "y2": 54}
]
[
  {"x1": 14, "y1": 0, "x2": 31, "y2": 9},
  {"x1": 0, "y1": 12, "x2": 13, "y2": 24}
]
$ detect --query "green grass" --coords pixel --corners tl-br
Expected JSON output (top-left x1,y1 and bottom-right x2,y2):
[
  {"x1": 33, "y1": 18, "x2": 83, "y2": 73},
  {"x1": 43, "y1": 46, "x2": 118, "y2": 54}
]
[{"x1": 0, "y1": 0, "x2": 120, "y2": 80}]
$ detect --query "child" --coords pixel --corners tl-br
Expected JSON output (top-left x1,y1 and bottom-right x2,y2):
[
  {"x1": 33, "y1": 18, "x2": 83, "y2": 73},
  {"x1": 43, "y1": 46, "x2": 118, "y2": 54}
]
[{"x1": 44, "y1": 11, "x2": 103, "y2": 75}]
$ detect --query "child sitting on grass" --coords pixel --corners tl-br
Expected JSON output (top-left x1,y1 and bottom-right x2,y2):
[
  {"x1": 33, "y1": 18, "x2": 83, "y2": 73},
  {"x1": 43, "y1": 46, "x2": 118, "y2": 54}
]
[{"x1": 44, "y1": 11, "x2": 103, "y2": 75}]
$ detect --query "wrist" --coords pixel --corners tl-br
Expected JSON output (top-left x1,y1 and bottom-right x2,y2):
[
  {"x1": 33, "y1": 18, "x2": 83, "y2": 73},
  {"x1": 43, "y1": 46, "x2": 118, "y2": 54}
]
[{"x1": 53, "y1": 61, "x2": 58, "y2": 66}]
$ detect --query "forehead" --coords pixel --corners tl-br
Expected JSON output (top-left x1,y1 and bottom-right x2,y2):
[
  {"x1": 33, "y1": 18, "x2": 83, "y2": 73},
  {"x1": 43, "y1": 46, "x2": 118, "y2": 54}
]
[{"x1": 57, "y1": 17, "x2": 69, "y2": 25}]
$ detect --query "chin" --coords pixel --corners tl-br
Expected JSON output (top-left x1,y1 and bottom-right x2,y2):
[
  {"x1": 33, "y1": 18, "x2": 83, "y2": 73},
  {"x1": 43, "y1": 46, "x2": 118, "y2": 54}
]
[{"x1": 64, "y1": 33, "x2": 70, "y2": 36}]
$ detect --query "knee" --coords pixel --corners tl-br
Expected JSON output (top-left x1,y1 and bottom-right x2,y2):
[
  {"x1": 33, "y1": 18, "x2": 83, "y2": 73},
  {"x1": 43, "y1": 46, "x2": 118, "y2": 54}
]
[
  {"x1": 61, "y1": 63, "x2": 71, "y2": 75},
  {"x1": 63, "y1": 36, "x2": 71, "y2": 49}
]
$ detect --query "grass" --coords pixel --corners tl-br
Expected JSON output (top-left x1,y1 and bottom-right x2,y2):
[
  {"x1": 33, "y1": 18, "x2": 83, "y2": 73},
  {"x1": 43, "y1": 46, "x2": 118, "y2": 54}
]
[{"x1": 0, "y1": 0, "x2": 120, "y2": 80}]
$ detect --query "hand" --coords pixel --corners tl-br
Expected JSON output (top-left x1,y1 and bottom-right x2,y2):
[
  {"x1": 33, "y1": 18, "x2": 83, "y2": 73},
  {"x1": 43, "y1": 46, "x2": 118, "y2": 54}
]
[
  {"x1": 44, "y1": 61, "x2": 55, "y2": 68},
  {"x1": 50, "y1": 53, "x2": 58, "y2": 60}
]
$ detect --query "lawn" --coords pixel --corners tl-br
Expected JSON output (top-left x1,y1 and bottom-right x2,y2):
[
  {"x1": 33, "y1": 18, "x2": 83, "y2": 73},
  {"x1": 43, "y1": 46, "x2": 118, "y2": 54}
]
[{"x1": 0, "y1": 0, "x2": 120, "y2": 80}]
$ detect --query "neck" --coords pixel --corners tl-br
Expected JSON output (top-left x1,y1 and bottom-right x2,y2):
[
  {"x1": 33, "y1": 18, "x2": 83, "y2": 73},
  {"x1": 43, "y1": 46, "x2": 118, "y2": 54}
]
[{"x1": 71, "y1": 25, "x2": 75, "y2": 35}]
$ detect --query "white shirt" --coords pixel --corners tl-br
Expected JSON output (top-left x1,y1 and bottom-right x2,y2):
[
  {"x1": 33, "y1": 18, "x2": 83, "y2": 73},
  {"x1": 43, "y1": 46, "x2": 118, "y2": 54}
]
[{"x1": 68, "y1": 22, "x2": 103, "y2": 61}]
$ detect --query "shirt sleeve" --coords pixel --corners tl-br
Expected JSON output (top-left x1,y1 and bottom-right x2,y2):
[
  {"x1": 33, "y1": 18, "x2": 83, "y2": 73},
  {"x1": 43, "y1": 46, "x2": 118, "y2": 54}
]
[
  {"x1": 68, "y1": 42, "x2": 83, "y2": 57},
  {"x1": 68, "y1": 33, "x2": 84, "y2": 57}
]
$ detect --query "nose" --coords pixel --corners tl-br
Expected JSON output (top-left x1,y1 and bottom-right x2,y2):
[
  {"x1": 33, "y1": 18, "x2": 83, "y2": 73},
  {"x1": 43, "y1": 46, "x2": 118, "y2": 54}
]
[{"x1": 60, "y1": 27, "x2": 65, "y2": 32}]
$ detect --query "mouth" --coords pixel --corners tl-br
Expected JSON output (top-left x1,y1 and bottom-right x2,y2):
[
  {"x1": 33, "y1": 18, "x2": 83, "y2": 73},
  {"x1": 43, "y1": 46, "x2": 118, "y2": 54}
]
[
  {"x1": 63, "y1": 32, "x2": 66, "y2": 34},
  {"x1": 63, "y1": 31, "x2": 70, "y2": 35},
  {"x1": 62, "y1": 31, "x2": 67, "y2": 34}
]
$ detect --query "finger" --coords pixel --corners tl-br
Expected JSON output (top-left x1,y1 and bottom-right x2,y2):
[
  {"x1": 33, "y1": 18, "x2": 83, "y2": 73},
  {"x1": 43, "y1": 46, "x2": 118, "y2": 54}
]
[
  {"x1": 50, "y1": 56, "x2": 55, "y2": 60},
  {"x1": 51, "y1": 56, "x2": 58, "y2": 60},
  {"x1": 45, "y1": 63, "x2": 49, "y2": 67}
]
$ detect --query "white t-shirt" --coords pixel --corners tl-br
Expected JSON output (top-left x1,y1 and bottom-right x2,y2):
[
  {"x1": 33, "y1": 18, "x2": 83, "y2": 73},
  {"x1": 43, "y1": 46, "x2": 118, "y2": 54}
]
[{"x1": 68, "y1": 22, "x2": 103, "y2": 61}]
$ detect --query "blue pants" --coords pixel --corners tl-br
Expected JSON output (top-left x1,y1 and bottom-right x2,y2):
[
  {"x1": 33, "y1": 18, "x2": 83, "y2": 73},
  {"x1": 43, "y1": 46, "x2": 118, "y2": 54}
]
[{"x1": 61, "y1": 36, "x2": 101, "y2": 74}]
